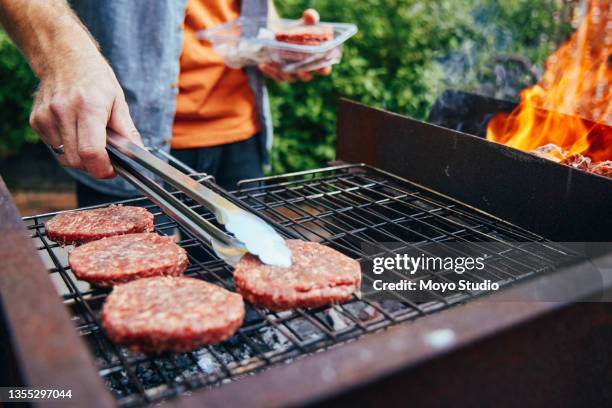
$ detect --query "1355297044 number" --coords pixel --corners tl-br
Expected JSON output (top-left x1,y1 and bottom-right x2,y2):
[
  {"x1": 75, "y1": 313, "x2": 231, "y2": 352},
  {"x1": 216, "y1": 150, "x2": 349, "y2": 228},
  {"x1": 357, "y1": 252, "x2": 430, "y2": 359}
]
[{"x1": 5, "y1": 388, "x2": 72, "y2": 400}]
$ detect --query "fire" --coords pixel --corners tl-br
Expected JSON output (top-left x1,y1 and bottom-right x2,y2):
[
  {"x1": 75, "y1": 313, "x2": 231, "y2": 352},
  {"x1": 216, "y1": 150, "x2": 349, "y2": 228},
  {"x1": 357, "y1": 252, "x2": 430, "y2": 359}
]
[{"x1": 486, "y1": 0, "x2": 612, "y2": 167}]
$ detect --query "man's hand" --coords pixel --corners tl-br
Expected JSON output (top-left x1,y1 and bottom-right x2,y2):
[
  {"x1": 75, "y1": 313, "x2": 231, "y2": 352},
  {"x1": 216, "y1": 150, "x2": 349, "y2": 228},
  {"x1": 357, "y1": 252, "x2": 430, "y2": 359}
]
[
  {"x1": 0, "y1": 0, "x2": 141, "y2": 179},
  {"x1": 259, "y1": 9, "x2": 333, "y2": 83},
  {"x1": 30, "y1": 55, "x2": 140, "y2": 179},
  {"x1": 259, "y1": 63, "x2": 332, "y2": 83}
]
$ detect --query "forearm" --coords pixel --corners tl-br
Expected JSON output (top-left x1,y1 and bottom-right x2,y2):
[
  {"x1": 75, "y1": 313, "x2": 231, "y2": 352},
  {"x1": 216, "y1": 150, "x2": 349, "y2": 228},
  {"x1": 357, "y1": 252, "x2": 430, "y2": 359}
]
[
  {"x1": 0, "y1": 0, "x2": 140, "y2": 179},
  {"x1": 0, "y1": 0, "x2": 100, "y2": 79}
]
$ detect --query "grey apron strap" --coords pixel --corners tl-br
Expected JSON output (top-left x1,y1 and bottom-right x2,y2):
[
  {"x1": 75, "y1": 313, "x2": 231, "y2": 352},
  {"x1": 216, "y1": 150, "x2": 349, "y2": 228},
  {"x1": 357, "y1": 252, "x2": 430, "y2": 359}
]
[
  {"x1": 240, "y1": 0, "x2": 271, "y2": 163},
  {"x1": 240, "y1": 0, "x2": 268, "y2": 18},
  {"x1": 240, "y1": 0, "x2": 268, "y2": 36}
]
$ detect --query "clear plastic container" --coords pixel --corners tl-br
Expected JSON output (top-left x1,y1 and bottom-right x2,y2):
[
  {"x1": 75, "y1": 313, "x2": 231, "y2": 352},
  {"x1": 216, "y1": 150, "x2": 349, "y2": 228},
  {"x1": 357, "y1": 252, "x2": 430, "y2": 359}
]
[{"x1": 199, "y1": 18, "x2": 358, "y2": 73}]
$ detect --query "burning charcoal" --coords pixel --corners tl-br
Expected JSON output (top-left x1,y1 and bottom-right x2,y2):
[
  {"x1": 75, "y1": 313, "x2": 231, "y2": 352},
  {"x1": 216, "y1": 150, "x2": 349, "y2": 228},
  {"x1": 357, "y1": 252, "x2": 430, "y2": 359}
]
[
  {"x1": 342, "y1": 301, "x2": 382, "y2": 322},
  {"x1": 590, "y1": 161, "x2": 612, "y2": 178},
  {"x1": 530, "y1": 144, "x2": 568, "y2": 162},
  {"x1": 379, "y1": 299, "x2": 409, "y2": 314},
  {"x1": 560, "y1": 154, "x2": 592, "y2": 170},
  {"x1": 192, "y1": 349, "x2": 222, "y2": 374},
  {"x1": 317, "y1": 308, "x2": 354, "y2": 331},
  {"x1": 225, "y1": 339, "x2": 256, "y2": 362},
  {"x1": 243, "y1": 306, "x2": 264, "y2": 324},
  {"x1": 258, "y1": 326, "x2": 291, "y2": 352},
  {"x1": 105, "y1": 370, "x2": 136, "y2": 398},
  {"x1": 286, "y1": 317, "x2": 325, "y2": 341}
]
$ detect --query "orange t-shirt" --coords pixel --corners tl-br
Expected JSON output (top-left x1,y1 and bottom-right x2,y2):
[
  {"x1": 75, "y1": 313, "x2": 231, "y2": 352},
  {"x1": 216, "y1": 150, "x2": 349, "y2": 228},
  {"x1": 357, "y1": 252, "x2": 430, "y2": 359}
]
[{"x1": 172, "y1": 0, "x2": 259, "y2": 149}]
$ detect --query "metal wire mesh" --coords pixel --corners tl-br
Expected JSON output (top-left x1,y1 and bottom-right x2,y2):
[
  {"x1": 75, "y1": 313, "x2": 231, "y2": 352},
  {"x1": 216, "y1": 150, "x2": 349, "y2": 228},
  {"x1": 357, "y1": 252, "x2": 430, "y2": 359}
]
[{"x1": 23, "y1": 163, "x2": 579, "y2": 407}]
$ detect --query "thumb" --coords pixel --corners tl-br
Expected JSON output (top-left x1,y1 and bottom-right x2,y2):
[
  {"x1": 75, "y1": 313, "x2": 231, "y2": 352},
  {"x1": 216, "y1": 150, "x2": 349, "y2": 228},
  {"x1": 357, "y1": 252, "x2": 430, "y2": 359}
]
[
  {"x1": 303, "y1": 9, "x2": 320, "y2": 25},
  {"x1": 108, "y1": 97, "x2": 143, "y2": 147}
]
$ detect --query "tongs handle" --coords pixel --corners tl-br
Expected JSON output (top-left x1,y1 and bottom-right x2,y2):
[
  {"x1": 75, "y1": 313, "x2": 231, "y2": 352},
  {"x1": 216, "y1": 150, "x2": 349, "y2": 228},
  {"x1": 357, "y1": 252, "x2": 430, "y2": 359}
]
[
  {"x1": 106, "y1": 130, "x2": 240, "y2": 216},
  {"x1": 105, "y1": 132, "x2": 247, "y2": 265},
  {"x1": 106, "y1": 130, "x2": 293, "y2": 267}
]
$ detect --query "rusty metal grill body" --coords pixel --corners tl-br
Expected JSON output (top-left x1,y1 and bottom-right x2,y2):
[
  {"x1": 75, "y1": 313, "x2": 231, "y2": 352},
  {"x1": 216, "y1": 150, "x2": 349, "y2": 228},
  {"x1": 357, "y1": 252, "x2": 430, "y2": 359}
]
[{"x1": 23, "y1": 163, "x2": 580, "y2": 407}]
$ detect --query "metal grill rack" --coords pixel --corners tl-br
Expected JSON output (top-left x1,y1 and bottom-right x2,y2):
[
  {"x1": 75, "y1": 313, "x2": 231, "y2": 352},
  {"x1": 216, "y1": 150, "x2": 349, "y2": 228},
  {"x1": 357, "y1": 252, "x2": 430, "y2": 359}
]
[{"x1": 23, "y1": 163, "x2": 580, "y2": 407}]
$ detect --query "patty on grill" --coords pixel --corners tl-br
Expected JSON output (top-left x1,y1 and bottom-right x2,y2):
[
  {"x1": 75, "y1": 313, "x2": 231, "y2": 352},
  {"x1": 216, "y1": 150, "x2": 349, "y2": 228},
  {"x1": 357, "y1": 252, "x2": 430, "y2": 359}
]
[
  {"x1": 234, "y1": 240, "x2": 361, "y2": 311},
  {"x1": 45, "y1": 205, "x2": 154, "y2": 245},
  {"x1": 102, "y1": 277, "x2": 245, "y2": 353},
  {"x1": 69, "y1": 233, "x2": 188, "y2": 286}
]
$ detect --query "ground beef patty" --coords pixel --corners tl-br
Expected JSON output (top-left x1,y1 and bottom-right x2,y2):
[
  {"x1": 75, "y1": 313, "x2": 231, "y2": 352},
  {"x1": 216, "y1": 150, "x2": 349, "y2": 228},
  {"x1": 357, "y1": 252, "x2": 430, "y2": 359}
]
[
  {"x1": 234, "y1": 240, "x2": 361, "y2": 311},
  {"x1": 275, "y1": 25, "x2": 334, "y2": 45},
  {"x1": 102, "y1": 277, "x2": 245, "y2": 353},
  {"x1": 275, "y1": 25, "x2": 335, "y2": 63},
  {"x1": 69, "y1": 233, "x2": 188, "y2": 286},
  {"x1": 45, "y1": 205, "x2": 154, "y2": 245}
]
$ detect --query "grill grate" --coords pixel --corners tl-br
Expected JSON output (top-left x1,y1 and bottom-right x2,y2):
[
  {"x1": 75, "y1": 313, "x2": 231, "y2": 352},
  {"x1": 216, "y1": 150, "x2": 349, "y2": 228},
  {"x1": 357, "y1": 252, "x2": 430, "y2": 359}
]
[{"x1": 23, "y1": 164, "x2": 579, "y2": 407}]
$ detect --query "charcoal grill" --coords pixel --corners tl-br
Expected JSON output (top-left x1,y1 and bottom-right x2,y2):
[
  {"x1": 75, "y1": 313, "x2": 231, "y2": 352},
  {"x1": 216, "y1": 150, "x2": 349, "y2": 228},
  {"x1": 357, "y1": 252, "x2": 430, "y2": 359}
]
[{"x1": 2, "y1": 99, "x2": 612, "y2": 407}]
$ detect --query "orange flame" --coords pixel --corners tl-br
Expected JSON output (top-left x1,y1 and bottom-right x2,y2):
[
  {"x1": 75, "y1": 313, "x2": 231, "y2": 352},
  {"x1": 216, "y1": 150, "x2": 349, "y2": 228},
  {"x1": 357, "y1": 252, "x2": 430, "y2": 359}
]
[{"x1": 486, "y1": 0, "x2": 612, "y2": 164}]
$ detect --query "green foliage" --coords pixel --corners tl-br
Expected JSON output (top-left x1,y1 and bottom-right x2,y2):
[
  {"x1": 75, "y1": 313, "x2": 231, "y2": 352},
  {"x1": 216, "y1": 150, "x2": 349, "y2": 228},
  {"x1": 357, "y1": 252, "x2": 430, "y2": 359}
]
[
  {"x1": 0, "y1": 1, "x2": 572, "y2": 173},
  {"x1": 269, "y1": 0, "x2": 572, "y2": 174},
  {"x1": 0, "y1": 30, "x2": 38, "y2": 157}
]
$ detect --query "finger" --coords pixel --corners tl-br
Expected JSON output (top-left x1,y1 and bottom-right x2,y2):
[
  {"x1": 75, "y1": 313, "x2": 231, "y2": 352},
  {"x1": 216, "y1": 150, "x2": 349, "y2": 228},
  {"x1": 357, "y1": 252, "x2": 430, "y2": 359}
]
[
  {"x1": 275, "y1": 65, "x2": 296, "y2": 82},
  {"x1": 30, "y1": 107, "x2": 62, "y2": 148},
  {"x1": 259, "y1": 64, "x2": 281, "y2": 80},
  {"x1": 303, "y1": 9, "x2": 320, "y2": 25},
  {"x1": 296, "y1": 71, "x2": 313, "y2": 81},
  {"x1": 48, "y1": 98, "x2": 84, "y2": 170},
  {"x1": 30, "y1": 107, "x2": 76, "y2": 169},
  {"x1": 108, "y1": 97, "x2": 143, "y2": 147},
  {"x1": 259, "y1": 63, "x2": 288, "y2": 82},
  {"x1": 283, "y1": 73, "x2": 297, "y2": 83},
  {"x1": 76, "y1": 112, "x2": 115, "y2": 179},
  {"x1": 261, "y1": 64, "x2": 284, "y2": 81},
  {"x1": 317, "y1": 66, "x2": 333, "y2": 76}
]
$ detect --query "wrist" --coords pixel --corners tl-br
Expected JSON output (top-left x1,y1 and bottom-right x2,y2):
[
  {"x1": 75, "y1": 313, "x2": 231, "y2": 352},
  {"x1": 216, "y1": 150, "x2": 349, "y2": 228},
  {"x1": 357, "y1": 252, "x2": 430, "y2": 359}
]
[{"x1": 28, "y1": 14, "x2": 101, "y2": 80}]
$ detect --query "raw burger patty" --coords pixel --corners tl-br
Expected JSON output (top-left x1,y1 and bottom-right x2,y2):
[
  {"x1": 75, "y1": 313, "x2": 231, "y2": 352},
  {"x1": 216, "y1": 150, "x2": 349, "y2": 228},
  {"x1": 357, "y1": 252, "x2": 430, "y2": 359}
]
[
  {"x1": 69, "y1": 233, "x2": 188, "y2": 286},
  {"x1": 275, "y1": 25, "x2": 334, "y2": 45},
  {"x1": 234, "y1": 240, "x2": 361, "y2": 311},
  {"x1": 45, "y1": 205, "x2": 154, "y2": 245},
  {"x1": 275, "y1": 26, "x2": 335, "y2": 62},
  {"x1": 102, "y1": 277, "x2": 245, "y2": 353}
]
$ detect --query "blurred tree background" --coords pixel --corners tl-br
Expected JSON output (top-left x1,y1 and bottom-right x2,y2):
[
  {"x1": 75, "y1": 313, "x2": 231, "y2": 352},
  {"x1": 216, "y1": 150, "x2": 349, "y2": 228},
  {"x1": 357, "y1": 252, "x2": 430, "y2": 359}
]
[
  {"x1": 0, "y1": 0, "x2": 575, "y2": 174},
  {"x1": 0, "y1": 30, "x2": 39, "y2": 157},
  {"x1": 270, "y1": 0, "x2": 574, "y2": 173}
]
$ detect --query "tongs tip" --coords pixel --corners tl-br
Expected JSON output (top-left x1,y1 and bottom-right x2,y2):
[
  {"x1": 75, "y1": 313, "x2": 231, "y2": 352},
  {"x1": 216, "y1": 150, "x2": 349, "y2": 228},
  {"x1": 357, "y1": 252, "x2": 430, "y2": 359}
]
[
  {"x1": 223, "y1": 209, "x2": 293, "y2": 267},
  {"x1": 254, "y1": 240, "x2": 292, "y2": 267}
]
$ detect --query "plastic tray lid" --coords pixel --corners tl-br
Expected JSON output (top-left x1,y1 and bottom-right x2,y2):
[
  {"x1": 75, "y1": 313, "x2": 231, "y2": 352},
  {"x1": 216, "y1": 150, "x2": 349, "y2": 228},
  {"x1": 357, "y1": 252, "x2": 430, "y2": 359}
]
[{"x1": 199, "y1": 17, "x2": 358, "y2": 53}]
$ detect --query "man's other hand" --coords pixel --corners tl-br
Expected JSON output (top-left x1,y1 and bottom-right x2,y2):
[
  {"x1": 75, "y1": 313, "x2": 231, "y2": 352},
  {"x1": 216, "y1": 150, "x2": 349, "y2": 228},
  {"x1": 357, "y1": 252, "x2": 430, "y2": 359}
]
[
  {"x1": 30, "y1": 55, "x2": 142, "y2": 179},
  {"x1": 259, "y1": 9, "x2": 333, "y2": 83}
]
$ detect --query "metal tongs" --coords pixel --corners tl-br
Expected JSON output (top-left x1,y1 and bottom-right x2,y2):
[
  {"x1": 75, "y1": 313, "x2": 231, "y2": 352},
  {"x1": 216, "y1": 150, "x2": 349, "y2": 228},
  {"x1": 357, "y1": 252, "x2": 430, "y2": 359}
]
[{"x1": 105, "y1": 130, "x2": 292, "y2": 267}]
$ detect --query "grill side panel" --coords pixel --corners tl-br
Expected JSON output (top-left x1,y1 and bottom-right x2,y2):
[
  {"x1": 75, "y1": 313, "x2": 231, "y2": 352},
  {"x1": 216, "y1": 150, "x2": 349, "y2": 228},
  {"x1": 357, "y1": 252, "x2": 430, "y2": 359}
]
[
  {"x1": 336, "y1": 98, "x2": 612, "y2": 241},
  {"x1": 0, "y1": 177, "x2": 115, "y2": 408},
  {"x1": 318, "y1": 302, "x2": 612, "y2": 408}
]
